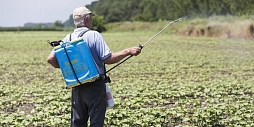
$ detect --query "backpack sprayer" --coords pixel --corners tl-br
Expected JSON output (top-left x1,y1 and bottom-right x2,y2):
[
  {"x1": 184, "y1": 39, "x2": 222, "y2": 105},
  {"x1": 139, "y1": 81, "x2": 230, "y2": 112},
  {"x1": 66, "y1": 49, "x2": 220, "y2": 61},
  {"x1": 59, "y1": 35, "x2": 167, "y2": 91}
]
[{"x1": 105, "y1": 16, "x2": 188, "y2": 74}]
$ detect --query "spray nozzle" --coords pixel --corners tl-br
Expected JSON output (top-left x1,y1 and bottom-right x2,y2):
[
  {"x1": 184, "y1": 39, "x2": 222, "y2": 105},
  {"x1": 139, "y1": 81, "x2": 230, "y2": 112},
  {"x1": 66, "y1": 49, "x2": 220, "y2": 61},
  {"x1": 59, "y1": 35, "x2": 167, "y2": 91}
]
[{"x1": 176, "y1": 16, "x2": 189, "y2": 22}]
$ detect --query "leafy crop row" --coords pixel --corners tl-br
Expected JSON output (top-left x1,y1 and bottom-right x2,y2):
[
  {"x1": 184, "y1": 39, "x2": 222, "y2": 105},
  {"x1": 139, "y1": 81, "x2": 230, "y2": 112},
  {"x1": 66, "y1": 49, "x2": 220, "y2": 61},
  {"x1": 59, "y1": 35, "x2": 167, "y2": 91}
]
[{"x1": 0, "y1": 31, "x2": 253, "y2": 126}]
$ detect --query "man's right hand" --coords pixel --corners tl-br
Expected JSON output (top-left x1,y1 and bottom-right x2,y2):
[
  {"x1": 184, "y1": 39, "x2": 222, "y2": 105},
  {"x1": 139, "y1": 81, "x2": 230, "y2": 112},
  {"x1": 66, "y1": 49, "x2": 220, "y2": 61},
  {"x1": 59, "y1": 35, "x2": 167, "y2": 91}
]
[
  {"x1": 127, "y1": 46, "x2": 141, "y2": 56},
  {"x1": 104, "y1": 46, "x2": 142, "y2": 64}
]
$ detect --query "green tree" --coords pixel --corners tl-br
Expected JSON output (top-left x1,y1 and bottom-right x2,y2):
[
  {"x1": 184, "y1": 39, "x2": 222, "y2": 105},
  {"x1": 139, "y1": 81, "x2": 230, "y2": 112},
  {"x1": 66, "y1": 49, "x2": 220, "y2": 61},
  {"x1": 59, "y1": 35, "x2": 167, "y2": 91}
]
[
  {"x1": 38, "y1": 23, "x2": 42, "y2": 28},
  {"x1": 92, "y1": 14, "x2": 107, "y2": 32},
  {"x1": 54, "y1": 20, "x2": 64, "y2": 27},
  {"x1": 77, "y1": 0, "x2": 254, "y2": 24}
]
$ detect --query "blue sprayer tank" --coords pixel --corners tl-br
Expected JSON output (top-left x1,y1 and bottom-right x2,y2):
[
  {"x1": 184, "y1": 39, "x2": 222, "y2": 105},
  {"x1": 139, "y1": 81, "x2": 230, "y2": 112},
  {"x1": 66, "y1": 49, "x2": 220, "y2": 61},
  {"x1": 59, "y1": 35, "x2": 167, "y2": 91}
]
[{"x1": 53, "y1": 37, "x2": 100, "y2": 88}]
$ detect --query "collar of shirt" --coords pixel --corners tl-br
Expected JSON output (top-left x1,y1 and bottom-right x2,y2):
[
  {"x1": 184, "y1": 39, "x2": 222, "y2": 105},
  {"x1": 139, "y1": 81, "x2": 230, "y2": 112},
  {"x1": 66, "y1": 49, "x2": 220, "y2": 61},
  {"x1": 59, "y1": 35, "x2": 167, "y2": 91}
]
[{"x1": 74, "y1": 27, "x2": 89, "y2": 33}]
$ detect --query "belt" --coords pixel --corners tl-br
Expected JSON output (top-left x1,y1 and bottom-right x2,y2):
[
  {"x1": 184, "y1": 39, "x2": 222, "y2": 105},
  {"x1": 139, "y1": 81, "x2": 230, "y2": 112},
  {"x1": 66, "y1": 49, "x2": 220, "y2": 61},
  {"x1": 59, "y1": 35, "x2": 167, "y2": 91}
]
[{"x1": 98, "y1": 75, "x2": 111, "y2": 83}]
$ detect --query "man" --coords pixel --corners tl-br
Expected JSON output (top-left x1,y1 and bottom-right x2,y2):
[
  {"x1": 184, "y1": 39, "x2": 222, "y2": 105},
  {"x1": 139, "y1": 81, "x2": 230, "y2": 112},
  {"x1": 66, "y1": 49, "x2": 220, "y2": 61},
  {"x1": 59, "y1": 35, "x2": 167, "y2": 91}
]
[{"x1": 47, "y1": 6, "x2": 141, "y2": 127}]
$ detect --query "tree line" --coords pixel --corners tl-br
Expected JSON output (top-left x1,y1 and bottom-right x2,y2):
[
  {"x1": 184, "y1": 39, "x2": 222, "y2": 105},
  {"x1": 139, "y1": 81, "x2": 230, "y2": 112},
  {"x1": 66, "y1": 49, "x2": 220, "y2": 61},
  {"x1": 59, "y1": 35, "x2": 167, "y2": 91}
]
[
  {"x1": 0, "y1": 26, "x2": 65, "y2": 32},
  {"x1": 85, "y1": 0, "x2": 254, "y2": 23}
]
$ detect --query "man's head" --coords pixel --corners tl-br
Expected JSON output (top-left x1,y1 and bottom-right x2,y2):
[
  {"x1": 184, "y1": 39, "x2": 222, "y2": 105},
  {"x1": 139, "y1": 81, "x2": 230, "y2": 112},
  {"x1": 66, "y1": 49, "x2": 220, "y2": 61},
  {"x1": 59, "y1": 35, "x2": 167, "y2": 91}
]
[{"x1": 73, "y1": 7, "x2": 95, "y2": 28}]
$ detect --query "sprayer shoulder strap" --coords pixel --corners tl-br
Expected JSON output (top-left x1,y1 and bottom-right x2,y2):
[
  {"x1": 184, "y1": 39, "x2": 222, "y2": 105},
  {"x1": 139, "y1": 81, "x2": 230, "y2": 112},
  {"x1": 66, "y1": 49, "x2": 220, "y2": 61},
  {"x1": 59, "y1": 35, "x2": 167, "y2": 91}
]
[
  {"x1": 69, "y1": 29, "x2": 90, "y2": 41},
  {"x1": 78, "y1": 29, "x2": 90, "y2": 37}
]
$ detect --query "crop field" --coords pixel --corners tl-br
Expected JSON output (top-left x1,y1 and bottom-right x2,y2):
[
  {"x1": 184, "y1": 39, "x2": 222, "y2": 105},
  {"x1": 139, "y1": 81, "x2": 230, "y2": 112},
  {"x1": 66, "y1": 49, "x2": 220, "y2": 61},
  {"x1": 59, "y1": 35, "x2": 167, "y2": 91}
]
[{"x1": 0, "y1": 31, "x2": 254, "y2": 127}]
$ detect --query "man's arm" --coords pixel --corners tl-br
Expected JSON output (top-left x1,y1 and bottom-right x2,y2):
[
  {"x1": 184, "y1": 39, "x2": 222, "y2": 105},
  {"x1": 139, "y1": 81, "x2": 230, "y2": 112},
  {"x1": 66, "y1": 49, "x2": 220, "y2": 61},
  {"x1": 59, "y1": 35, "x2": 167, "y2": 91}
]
[
  {"x1": 47, "y1": 53, "x2": 60, "y2": 68},
  {"x1": 103, "y1": 46, "x2": 141, "y2": 64}
]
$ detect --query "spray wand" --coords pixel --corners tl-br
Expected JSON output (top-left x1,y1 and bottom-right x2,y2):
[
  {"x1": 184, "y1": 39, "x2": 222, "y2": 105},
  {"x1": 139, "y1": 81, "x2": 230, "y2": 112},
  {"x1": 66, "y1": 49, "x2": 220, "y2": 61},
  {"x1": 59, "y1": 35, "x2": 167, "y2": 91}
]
[{"x1": 105, "y1": 16, "x2": 188, "y2": 74}]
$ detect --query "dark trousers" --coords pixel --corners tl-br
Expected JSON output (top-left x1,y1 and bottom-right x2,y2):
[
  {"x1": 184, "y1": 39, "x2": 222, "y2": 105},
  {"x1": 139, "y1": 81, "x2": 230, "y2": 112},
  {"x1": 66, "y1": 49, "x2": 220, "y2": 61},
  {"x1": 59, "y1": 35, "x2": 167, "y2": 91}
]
[{"x1": 70, "y1": 80, "x2": 107, "y2": 127}]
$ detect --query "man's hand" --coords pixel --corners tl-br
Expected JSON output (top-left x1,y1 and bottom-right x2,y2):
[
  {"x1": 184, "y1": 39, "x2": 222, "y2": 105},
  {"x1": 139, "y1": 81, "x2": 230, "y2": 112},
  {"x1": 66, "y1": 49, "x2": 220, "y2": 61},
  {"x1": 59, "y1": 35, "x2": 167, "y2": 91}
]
[
  {"x1": 127, "y1": 46, "x2": 141, "y2": 56},
  {"x1": 104, "y1": 46, "x2": 142, "y2": 64}
]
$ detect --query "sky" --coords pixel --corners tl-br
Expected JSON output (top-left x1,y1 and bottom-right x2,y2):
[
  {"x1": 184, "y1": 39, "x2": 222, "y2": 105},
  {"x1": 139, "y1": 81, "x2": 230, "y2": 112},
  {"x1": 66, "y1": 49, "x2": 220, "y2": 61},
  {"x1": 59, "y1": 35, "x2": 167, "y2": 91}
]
[{"x1": 0, "y1": 0, "x2": 97, "y2": 27}]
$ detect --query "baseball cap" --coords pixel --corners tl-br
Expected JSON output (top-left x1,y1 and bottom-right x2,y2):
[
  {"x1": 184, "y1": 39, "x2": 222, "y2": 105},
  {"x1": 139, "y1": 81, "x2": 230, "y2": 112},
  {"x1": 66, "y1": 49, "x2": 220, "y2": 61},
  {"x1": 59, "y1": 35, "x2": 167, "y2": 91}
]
[{"x1": 73, "y1": 7, "x2": 95, "y2": 21}]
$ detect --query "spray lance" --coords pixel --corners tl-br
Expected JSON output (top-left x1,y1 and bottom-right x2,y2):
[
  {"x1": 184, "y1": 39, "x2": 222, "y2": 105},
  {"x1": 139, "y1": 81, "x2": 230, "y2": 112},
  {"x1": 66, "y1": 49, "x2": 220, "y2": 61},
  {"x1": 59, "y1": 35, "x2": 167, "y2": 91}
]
[{"x1": 105, "y1": 16, "x2": 188, "y2": 74}]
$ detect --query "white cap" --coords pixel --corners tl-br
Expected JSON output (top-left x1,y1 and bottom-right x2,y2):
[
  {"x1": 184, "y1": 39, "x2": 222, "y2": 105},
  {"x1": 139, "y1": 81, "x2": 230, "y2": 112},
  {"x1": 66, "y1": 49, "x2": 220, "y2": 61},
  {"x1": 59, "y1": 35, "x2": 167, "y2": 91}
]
[{"x1": 73, "y1": 7, "x2": 95, "y2": 21}]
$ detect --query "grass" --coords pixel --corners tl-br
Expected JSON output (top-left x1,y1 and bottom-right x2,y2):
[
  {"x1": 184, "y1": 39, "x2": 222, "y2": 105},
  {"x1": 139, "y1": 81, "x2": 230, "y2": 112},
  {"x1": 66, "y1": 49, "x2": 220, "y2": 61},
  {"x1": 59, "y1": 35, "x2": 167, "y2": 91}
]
[
  {"x1": 106, "y1": 15, "x2": 254, "y2": 39},
  {"x1": 0, "y1": 27, "x2": 254, "y2": 126}
]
